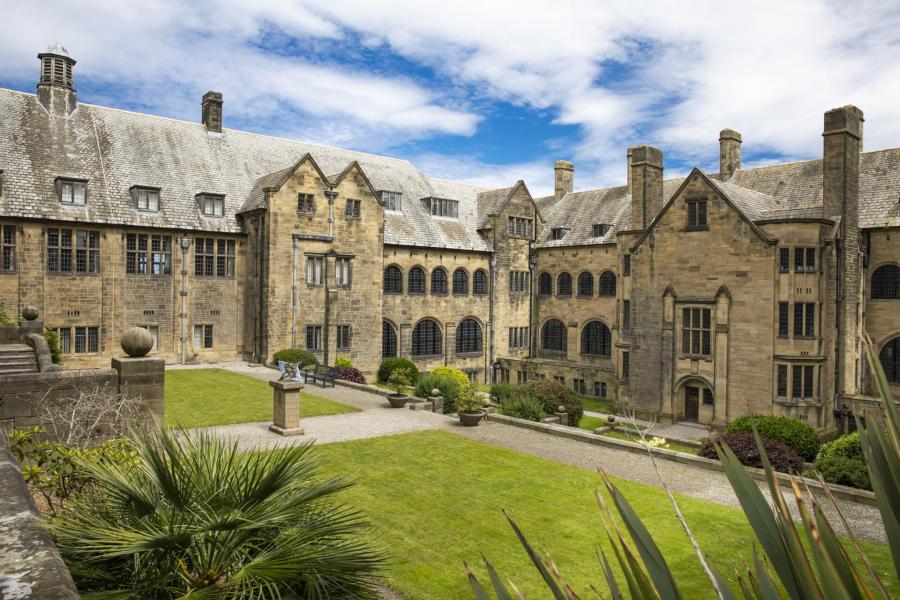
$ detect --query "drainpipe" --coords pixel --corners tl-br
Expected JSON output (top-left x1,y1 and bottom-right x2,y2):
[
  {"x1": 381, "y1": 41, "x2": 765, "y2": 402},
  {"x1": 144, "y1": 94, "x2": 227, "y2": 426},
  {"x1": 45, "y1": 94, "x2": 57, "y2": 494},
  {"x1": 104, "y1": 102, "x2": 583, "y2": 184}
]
[
  {"x1": 488, "y1": 253, "x2": 496, "y2": 381},
  {"x1": 179, "y1": 235, "x2": 191, "y2": 364},
  {"x1": 325, "y1": 189, "x2": 337, "y2": 237},
  {"x1": 291, "y1": 236, "x2": 298, "y2": 348}
]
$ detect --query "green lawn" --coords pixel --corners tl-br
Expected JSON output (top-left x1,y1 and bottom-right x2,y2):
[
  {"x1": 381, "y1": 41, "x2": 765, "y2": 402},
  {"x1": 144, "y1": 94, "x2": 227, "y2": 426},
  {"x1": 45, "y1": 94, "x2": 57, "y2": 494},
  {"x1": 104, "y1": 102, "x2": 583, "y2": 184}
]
[
  {"x1": 579, "y1": 414, "x2": 607, "y2": 430},
  {"x1": 165, "y1": 369, "x2": 358, "y2": 428},
  {"x1": 601, "y1": 429, "x2": 700, "y2": 454},
  {"x1": 580, "y1": 395, "x2": 613, "y2": 413},
  {"x1": 318, "y1": 430, "x2": 897, "y2": 600}
]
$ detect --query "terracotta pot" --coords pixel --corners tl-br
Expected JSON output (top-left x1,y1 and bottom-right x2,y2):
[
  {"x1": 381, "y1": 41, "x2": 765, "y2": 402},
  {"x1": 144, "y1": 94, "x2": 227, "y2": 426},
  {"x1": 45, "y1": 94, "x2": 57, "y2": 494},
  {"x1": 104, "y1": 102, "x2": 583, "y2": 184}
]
[
  {"x1": 387, "y1": 394, "x2": 409, "y2": 408},
  {"x1": 458, "y1": 410, "x2": 484, "y2": 427}
]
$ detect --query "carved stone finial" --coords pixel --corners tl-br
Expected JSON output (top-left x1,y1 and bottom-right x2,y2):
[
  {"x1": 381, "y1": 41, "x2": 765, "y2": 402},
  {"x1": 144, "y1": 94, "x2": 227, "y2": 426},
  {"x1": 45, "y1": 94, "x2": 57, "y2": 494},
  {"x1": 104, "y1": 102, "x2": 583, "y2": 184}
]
[
  {"x1": 121, "y1": 327, "x2": 153, "y2": 357},
  {"x1": 21, "y1": 307, "x2": 39, "y2": 321}
]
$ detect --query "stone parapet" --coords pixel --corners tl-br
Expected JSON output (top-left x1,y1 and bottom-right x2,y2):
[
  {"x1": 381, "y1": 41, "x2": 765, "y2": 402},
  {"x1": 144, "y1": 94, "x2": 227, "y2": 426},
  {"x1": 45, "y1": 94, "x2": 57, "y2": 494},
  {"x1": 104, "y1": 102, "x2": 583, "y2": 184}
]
[{"x1": 112, "y1": 357, "x2": 165, "y2": 420}]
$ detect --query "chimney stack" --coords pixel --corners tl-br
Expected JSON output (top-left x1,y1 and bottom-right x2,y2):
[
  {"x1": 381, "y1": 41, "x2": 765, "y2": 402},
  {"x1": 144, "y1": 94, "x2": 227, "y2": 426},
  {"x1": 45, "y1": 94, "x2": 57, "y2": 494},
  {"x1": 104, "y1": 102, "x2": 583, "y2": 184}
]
[
  {"x1": 626, "y1": 148, "x2": 633, "y2": 194},
  {"x1": 629, "y1": 145, "x2": 664, "y2": 230},
  {"x1": 202, "y1": 91, "x2": 224, "y2": 133},
  {"x1": 554, "y1": 160, "x2": 574, "y2": 201},
  {"x1": 36, "y1": 43, "x2": 77, "y2": 114},
  {"x1": 718, "y1": 129, "x2": 742, "y2": 180}
]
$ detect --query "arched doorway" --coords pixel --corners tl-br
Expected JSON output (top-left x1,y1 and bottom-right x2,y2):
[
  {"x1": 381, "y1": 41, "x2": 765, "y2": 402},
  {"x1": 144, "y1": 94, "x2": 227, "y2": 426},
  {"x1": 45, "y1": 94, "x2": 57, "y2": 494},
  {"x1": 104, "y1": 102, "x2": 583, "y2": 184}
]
[{"x1": 677, "y1": 377, "x2": 714, "y2": 423}]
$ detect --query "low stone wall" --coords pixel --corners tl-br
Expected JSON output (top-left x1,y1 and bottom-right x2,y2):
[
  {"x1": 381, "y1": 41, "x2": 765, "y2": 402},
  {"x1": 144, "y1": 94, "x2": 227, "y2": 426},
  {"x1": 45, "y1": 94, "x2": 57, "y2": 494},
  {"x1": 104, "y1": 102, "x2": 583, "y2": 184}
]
[
  {"x1": 0, "y1": 368, "x2": 118, "y2": 431},
  {"x1": 0, "y1": 430, "x2": 79, "y2": 599}
]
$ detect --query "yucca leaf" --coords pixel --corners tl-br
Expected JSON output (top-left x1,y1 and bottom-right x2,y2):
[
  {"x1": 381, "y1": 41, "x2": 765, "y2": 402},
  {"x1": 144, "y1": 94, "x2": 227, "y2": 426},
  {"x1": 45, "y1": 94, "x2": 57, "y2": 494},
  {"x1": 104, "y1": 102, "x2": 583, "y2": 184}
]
[
  {"x1": 484, "y1": 555, "x2": 514, "y2": 600},
  {"x1": 502, "y1": 510, "x2": 567, "y2": 600},
  {"x1": 753, "y1": 552, "x2": 782, "y2": 600},
  {"x1": 707, "y1": 562, "x2": 740, "y2": 600},
  {"x1": 598, "y1": 549, "x2": 624, "y2": 600},
  {"x1": 618, "y1": 532, "x2": 662, "y2": 600},
  {"x1": 465, "y1": 561, "x2": 495, "y2": 600}
]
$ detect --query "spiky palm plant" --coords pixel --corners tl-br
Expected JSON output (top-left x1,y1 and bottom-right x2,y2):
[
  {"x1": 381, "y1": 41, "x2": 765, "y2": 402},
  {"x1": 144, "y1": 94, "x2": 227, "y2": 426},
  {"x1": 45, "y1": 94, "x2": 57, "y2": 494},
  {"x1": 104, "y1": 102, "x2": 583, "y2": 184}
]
[
  {"x1": 53, "y1": 426, "x2": 385, "y2": 599},
  {"x1": 468, "y1": 335, "x2": 900, "y2": 599}
]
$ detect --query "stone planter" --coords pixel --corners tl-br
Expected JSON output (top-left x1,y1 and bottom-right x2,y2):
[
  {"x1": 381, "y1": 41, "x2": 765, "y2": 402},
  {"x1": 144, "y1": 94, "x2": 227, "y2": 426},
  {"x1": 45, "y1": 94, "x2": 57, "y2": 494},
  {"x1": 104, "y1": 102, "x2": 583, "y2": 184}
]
[
  {"x1": 387, "y1": 394, "x2": 409, "y2": 408},
  {"x1": 458, "y1": 410, "x2": 484, "y2": 427}
]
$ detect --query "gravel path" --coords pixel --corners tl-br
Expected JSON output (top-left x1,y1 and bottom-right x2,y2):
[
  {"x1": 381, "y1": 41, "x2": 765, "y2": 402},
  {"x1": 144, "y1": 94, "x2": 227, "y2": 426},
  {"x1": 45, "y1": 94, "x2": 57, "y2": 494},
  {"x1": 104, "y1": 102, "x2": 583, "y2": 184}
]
[{"x1": 179, "y1": 362, "x2": 887, "y2": 544}]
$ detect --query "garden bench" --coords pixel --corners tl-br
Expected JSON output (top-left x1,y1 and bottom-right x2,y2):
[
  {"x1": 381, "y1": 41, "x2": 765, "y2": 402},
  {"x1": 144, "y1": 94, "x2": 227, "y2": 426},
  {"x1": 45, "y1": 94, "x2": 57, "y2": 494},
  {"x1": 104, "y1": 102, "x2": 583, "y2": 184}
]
[
  {"x1": 277, "y1": 360, "x2": 303, "y2": 382},
  {"x1": 303, "y1": 364, "x2": 336, "y2": 388}
]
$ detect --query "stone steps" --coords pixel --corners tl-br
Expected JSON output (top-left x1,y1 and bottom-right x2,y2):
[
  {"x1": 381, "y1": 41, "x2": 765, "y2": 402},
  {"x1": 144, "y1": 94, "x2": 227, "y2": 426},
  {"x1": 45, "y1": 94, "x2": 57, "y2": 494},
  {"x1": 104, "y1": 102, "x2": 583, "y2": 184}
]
[{"x1": 0, "y1": 344, "x2": 38, "y2": 375}]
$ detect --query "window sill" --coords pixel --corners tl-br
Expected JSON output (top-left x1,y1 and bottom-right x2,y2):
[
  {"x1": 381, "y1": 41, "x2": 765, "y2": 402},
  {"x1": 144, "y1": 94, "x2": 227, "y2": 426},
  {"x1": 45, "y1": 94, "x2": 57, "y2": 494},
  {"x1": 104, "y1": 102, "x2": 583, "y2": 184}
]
[
  {"x1": 47, "y1": 271, "x2": 101, "y2": 277},
  {"x1": 431, "y1": 292, "x2": 448, "y2": 297},
  {"x1": 384, "y1": 290, "x2": 403, "y2": 295},
  {"x1": 452, "y1": 293, "x2": 468, "y2": 297},
  {"x1": 679, "y1": 354, "x2": 713, "y2": 361},
  {"x1": 411, "y1": 354, "x2": 443, "y2": 359},
  {"x1": 408, "y1": 291, "x2": 425, "y2": 296},
  {"x1": 685, "y1": 226, "x2": 709, "y2": 232},
  {"x1": 455, "y1": 351, "x2": 484, "y2": 357},
  {"x1": 576, "y1": 294, "x2": 593, "y2": 299},
  {"x1": 792, "y1": 336, "x2": 817, "y2": 341},
  {"x1": 581, "y1": 352, "x2": 612, "y2": 358},
  {"x1": 556, "y1": 295, "x2": 572, "y2": 299}
]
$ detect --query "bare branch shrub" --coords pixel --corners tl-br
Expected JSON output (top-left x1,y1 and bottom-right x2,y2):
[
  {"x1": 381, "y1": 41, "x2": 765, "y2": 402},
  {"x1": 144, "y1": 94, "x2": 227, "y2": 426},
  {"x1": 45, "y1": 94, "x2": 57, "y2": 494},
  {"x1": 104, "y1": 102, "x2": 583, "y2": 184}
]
[{"x1": 38, "y1": 382, "x2": 149, "y2": 447}]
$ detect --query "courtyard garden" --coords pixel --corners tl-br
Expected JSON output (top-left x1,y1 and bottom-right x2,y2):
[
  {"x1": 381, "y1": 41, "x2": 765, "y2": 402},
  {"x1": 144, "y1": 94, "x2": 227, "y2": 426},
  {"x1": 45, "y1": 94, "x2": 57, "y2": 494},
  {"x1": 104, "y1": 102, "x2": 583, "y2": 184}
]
[{"x1": 164, "y1": 368, "x2": 357, "y2": 428}]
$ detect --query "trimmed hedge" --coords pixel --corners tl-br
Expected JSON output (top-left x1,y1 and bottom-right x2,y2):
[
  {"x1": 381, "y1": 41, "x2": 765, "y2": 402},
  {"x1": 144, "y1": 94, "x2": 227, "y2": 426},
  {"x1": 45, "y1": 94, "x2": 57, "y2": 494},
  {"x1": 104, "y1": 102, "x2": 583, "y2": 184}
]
[
  {"x1": 414, "y1": 373, "x2": 462, "y2": 414},
  {"x1": 818, "y1": 432, "x2": 862, "y2": 462},
  {"x1": 699, "y1": 432, "x2": 804, "y2": 474},
  {"x1": 726, "y1": 414, "x2": 820, "y2": 461},
  {"x1": 334, "y1": 357, "x2": 353, "y2": 368},
  {"x1": 377, "y1": 358, "x2": 419, "y2": 384},
  {"x1": 490, "y1": 383, "x2": 516, "y2": 403},
  {"x1": 523, "y1": 380, "x2": 583, "y2": 428},
  {"x1": 43, "y1": 328, "x2": 62, "y2": 365},
  {"x1": 429, "y1": 367, "x2": 470, "y2": 390},
  {"x1": 808, "y1": 455, "x2": 871, "y2": 490},
  {"x1": 333, "y1": 367, "x2": 366, "y2": 384},
  {"x1": 500, "y1": 391, "x2": 545, "y2": 422},
  {"x1": 272, "y1": 348, "x2": 318, "y2": 368}
]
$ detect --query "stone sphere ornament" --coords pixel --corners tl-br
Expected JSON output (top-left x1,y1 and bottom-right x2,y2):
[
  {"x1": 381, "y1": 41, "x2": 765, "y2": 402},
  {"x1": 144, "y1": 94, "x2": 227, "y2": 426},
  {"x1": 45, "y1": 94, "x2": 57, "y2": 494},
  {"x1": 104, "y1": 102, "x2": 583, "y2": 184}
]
[
  {"x1": 121, "y1": 326, "x2": 153, "y2": 358},
  {"x1": 21, "y1": 306, "x2": 39, "y2": 321},
  {"x1": 431, "y1": 388, "x2": 441, "y2": 396}
]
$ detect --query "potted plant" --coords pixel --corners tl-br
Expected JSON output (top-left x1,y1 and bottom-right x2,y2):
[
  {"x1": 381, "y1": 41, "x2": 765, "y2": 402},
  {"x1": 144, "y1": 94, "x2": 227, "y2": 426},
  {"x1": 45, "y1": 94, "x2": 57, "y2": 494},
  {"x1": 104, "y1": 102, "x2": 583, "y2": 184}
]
[
  {"x1": 386, "y1": 370, "x2": 411, "y2": 408},
  {"x1": 456, "y1": 387, "x2": 484, "y2": 426}
]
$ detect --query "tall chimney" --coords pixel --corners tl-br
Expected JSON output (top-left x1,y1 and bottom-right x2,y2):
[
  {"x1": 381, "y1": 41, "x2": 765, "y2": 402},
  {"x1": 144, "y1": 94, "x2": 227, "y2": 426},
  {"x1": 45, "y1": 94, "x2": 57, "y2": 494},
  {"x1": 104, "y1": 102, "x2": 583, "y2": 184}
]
[
  {"x1": 202, "y1": 91, "x2": 224, "y2": 133},
  {"x1": 823, "y1": 104, "x2": 863, "y2": 398},
  {"x1": 554, "y1": 160, "x2": 574, "y2": 201},
  {"x1": 629, "y1": 145, "x2": 664, "y2": 230},
  {"x1": 626, "y1": 148, "x2": 633, "y2": 194},
  {"x1": 36, "y1": 42, "x2": 77, "y2": 115},
  {"x1": 718, "y1": 129, "x2": 742, "y2": 180}
]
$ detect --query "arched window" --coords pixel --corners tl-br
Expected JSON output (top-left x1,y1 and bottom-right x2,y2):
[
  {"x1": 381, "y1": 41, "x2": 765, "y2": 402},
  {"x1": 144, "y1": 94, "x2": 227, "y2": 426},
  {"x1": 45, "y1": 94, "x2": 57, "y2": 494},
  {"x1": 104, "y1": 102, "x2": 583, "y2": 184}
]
[
  {"x1": 382, "y1": 321, "x2": 397, "y2": 357},
  {"x1": 383, "y1": 266, "x2": 402, "y2": 294},
  {"x1": 456, "y1": 318, "x2": 483, "y2": 354},
  {"x1": 599, "y1": 271, "x2": 617, "y2": 297},
  {"x1": 453, "y1": 269, "x2": 468, "y2": 295},
  {"x1": 412, "y1": 319, "x2": 442, "y2": 356},
  {"x1": 577, "y1": 272, "x2": 594, "y2": 297},
  {"x1": 408, "y1": 267, "x2": 425, "y2": 294},
  {"x1": 538, "y1": 273, "x2": 552, "y2": 296},
  {"x1": 431, "y1": 268, "x2": 447, "y2": 295},
  {"x1": 473, "y1": 269, "x2": 488, "y2": 295},
  {"x1": 581, "y1": 321, "x2": 612, "y2": 356},
  {"x1": 880, "y1": 337, "x2": 900, "y2": 383},
  {"x1": 872, "y1": 265, "x2": 900, "y2": 299},
  {"x1": 541, "y1": 319, "x2": 567, "y2": 352},
  {"x1": 557, "y1": 272, "x2": 572, "y2": 297}
]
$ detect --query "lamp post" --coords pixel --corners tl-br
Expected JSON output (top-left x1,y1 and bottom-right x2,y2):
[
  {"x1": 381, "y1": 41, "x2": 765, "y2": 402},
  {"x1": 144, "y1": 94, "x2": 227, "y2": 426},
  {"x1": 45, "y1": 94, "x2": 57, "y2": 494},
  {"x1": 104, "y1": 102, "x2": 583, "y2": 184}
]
[{"x1": 492, "y1": 359, "x2": 501, "y2": 384}]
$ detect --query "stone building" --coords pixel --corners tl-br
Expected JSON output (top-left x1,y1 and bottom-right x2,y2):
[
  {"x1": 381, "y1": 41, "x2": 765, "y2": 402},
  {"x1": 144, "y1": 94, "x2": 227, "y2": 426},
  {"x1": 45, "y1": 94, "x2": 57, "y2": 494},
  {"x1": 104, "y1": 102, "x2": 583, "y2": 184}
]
[{"x1": 1, "y1": 45, "x2": 898, "y2": 430}]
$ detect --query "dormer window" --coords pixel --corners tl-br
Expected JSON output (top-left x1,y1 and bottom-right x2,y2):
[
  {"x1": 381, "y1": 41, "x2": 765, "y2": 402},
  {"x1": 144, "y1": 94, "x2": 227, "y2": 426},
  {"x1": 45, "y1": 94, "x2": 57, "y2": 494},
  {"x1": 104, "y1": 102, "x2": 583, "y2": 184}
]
[
  {"x1": 382, "y1": 191, "x2": 402, "y2": 211},
  {"x1": 686, "y1": 198, "x2": 708, "y2": 231},
  {"x1": 592, "y1": 224, "x2": 610, "y2": 237},
  {"x1": 131, "y1": 186, "x2": 160, "y2": 212},
  {"x1": 423, "y1": 197, "x2": 458, "y2": 218},
  {"x1": 551, "y1": 227, "x2": 568, "y2": 240},
  {"x1": 57, "y1": 178, "x2": 86, "y2": 205},
  {"x1": 298, "y1": 193, "x2": 314, "y2": 213},
  {"x1": 198, "y1": 193, "x2": 225, "y2": 217}
]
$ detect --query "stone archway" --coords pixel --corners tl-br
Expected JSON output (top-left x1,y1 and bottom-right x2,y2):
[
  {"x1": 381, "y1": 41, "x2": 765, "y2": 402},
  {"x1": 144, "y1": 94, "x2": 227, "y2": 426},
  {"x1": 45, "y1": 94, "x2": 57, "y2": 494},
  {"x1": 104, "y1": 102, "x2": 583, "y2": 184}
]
[{"x1": 674, "y1": 376, "x2": 714, "y2": 424}]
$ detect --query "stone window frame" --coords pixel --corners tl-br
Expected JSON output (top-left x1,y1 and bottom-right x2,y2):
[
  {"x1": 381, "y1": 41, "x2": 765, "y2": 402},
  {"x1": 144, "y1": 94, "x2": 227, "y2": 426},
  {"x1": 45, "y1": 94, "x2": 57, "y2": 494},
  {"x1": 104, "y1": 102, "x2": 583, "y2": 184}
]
[
  {"x1": 508, "y1": 326, "x2": 529, "y2": 350},
  {"x1": 336, "y1": 324, "x2": 352, "y2": 351},
  {"x1": 598, "y1": 271, "x2": 617, "y2": 297},
  {"x1": 537, "y1": 272, "x2": 552, "y2": 296},
  {"x1": 193, "y1": 324, "x2": 214, "y2": 350},
  {"x1": 452, "y1": 268, "x2": 469, "y2": 296},
  {"x1": 424, "y1": 197, "x2": 459, "y2": 219},
  {"x1": 777, "y1": 302, "x2": 789, "y2": 338},
  {"x1": 573, "y1": 378, "x2": 587, "y2": 394},
  {"x1": 334, "y1": 256, "x2": 352, "y2": 288},
  {"x1": 577, "y1": 271, "x2": 594, "y2": 297},
  {"x1": 382, "y1": 191, "x2": 402, "y2": 212},
  {"x1": 593, "y1": 381, "x2": 608, "y2": 398},
  {"x1": 1, "y1": 223, "x2": 16, "y2": 273},
  {"x1": 680, "y1": 306, "x2": 712, "y2": 357},
  {"x1": 131, "y1": 185, "x2": 161, "y2": 212},
  {"x1": 305, "y1": 324, "x2": 323, "y2": 352},
  {"x1": 472, "y1": 269, "x2": 488, "y2": 295},
  {"x1": 778, "y1": 248, "x2": 791, "y2": 273},
  {"x1": 194, "y1": 237, "x2": 235, "y2": 278},
  {"x1": 776, "y1": 363, "x2": 789, "y2": 397},
  {"x1": 47, "y1": 227, "x2": 101, "y2": 275},
  {"x1": 540, "y1": 318, "x2": 567, "y2": 353},
  {"x1": 685, "y1": 197, "x2": 709, "y2": 231},
  {"x1": 621, "y1": 351, "x2": 630, "y2": 380},
  {"x1": 880, "y1": 337, "x2": 900, "y2": 383},
  {"x1": 871, "y1": 264, "x2": 900, "y2": 300},
  {"x1": 431, "y1": 267, "x2": 448, "y2": 295},
  {"x1": 556, "y1": 272, "x2": 572, "y2": 297},
  {"x1": 508, "y1": 216, "x2": 533, "y2": 239},
  {"x1": 790, "y1": 364, "x2": 816, "y2": 400},
  {"x1": 622, "y1": 300, "x2": 631, "y2": 332},
  {"x1": 382, "y1": 320, "x2": 398, "y2": 358},
  {"x1": 54, "y1": 325, "x2": 101, "y2": 354},
  {"x1": 383, "y1": 265, "x2": 403, "y2": 294},
  {"x1": 305, "y1": 254, "x2": 325, "y2": 287},
  {"x1": 56, "y1": 177, "x2": 88, "y2": 206},
  {"x1": 794, "y1": 247, "x2": 816, "y2": 273},
  {"x1": 408, "y1": 266, "x2": 426, "y2": 295},
  {"x1": 126, "y1": 232, "x2": 172, "y2": 276},
  {"x1": 411, "y1": 318, "x2": 443, "y2": 357},
  {"x1": 623, "y1": 255, "x2": 631, "y2": 276},
  {"x1": 792, "y1": 302, "x2": 816, "y2": 339},
  {"x1": 298, "y1": 193, "x2": 315, "y2": 214},
  {"x1": 455, "y1": 318, "x2": 483, "y2": 355},
  {"x1": 592, "y1": 223, "x2": 611, "y2": 238},
  {"x1": 197, "y1": 193, "x2": 225, "y2": 217},
  {"x1": 581, "y1": 320, "x2": 612, "y2": 356},
  {"x1": 510, "y1": 271, "x2": 530, "y2": 294},
  {"x1": 550, "y1": 227, "x2": 568, "y2": 240},
  {"x1": 345, "y1": 198, "x2": 362, "y2": 219}
]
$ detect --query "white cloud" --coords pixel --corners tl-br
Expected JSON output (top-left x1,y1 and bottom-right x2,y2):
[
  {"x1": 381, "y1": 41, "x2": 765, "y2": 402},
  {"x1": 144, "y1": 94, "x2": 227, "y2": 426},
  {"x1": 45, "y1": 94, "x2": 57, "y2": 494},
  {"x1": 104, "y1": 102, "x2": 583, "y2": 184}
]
[{"x1": 3, "y1": 1, "x2": 900, "y2": 190}]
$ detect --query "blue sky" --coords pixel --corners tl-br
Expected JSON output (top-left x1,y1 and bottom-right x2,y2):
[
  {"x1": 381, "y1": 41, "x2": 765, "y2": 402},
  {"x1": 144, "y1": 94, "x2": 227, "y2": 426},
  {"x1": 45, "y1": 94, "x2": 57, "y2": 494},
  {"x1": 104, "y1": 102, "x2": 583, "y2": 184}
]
[{"x1": 3, "y1": 1, "x2": 900, "y2": 195}]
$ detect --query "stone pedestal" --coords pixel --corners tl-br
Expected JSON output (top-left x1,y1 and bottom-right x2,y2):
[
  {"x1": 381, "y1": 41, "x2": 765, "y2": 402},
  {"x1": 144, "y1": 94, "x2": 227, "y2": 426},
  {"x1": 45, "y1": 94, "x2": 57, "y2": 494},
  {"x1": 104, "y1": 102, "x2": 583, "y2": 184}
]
[
  {"x1": 269, "y1": 380, "x2": 305, "y2": 436},
  {"x1": 555, "y1": 410, "x2": 569, "y2": 426},
  {"x1": 428, "y1": 394, "x2": 444, "y2": 414},
  {"x1": 112, "y1": 356, "x2": 165, "y2": 420}
]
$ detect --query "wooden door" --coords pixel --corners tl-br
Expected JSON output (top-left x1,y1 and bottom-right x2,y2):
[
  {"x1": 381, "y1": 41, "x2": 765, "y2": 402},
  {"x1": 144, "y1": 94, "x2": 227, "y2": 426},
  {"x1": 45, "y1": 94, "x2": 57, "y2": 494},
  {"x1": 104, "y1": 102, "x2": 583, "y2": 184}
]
[{"x1": 685, "y1": 386, "x2": 700, "y2": 421}]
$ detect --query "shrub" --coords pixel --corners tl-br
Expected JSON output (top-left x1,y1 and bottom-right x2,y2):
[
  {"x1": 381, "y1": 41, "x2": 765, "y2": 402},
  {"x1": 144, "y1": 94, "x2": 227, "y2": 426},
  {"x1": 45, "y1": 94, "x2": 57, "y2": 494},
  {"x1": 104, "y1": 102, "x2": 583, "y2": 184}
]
[
  {"x1": 333, "y1": 366, "x2": 366, "y2": 384},
  {"x1": 52, "y1": 426, "x2": 386, "y2": 597},
  {"x1": 0, "y1": 298, "x2": 10, "y2": 325},
  {"x1": 490, "y1": 382, "x2": 516, "y2": 403},
  {"x1": 808, "y1": 455, "x2": 871, "y2": 490},
  {"x1": 415, "y1": 373, "x2": 462, "y2": 414},
  {"x1": 430, "y1": 366, "x2": 471, "y2": 390},
  {"x1": 500, "y1": 391, "x2": 545, "y2": 422},
  {"x1": 726, "y1": 414, "x2": 819, "y2": 461},
  {"x1": 387, "y1": 370, "x2": 412, "y2": 394},
  {"x1": 818, "y1": 431, "x2": 863, "y2": 462},
  {"x1": 522, "y1": 380, "x2": 584, "y2": 427},
  {"x1": 273, "y1": 348, "x2": 318, "y2": 368},
  {"x1": 378, "y1": 358, "x2": 419, "y2": 384},
  {"x1": 43, "y1": 328, "x2": 62, "y2": 365},
  {"x1": 698, "y1": 432, "x2": 804, "y2": 474},
  {"x1": 456, "y1": 387, "x2": 483, "y2": 414},
  {"x1": 335, "y1": 357, "x2": 353, "y2": 368}
]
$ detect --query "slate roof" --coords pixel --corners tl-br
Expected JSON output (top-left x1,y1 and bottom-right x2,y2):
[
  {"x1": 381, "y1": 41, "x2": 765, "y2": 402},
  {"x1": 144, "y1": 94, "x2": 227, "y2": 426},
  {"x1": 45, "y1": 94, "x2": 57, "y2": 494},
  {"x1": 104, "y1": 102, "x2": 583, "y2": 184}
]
[
  {"x1": 536, "y1": 149, "x2": 900, "y2": 248},
  {"x1": 0, "y1": 88, "x2": 492, "y2": 250}
]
